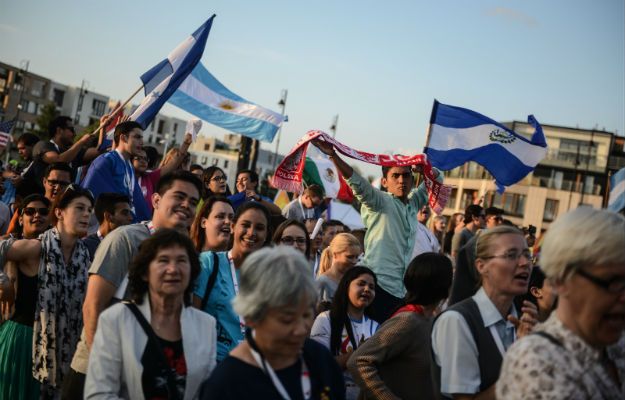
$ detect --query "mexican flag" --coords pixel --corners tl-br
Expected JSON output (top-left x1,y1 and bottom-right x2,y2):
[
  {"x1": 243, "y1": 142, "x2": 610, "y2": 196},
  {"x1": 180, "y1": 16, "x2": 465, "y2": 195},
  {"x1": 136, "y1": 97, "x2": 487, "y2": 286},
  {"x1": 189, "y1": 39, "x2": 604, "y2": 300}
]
[{"x1": 303, "y1": 147, "x2": 354, "y2": 202}]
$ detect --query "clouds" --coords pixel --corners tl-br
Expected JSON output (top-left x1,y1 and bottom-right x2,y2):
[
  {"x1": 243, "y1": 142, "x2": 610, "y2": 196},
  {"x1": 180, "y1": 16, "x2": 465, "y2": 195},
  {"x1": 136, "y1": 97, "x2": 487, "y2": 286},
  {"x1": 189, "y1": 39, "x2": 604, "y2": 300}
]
[
  {"x1": 485, "y1": 7, "x2": 539, "y2": 28},
  {"x1": 0, "y1": 23, "x2": 19, "y2": 33}
]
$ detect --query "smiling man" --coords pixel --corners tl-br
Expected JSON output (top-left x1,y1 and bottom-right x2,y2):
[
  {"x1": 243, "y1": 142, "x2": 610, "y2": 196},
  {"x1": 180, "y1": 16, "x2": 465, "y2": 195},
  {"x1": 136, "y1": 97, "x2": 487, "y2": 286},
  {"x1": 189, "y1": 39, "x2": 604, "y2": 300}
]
[
  {"x1": 313, "y1": 139, "x2": 443, "y2": 322},
  {"x1": 63, "y1": 171, "x2": 202, "y2": 398}
]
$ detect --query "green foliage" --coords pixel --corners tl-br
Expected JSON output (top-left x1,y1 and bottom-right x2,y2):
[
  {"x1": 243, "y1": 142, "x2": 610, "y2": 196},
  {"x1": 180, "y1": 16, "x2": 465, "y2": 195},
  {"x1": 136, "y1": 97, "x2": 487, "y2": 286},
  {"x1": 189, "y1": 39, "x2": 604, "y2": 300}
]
[{"x1": 35, "y1": 102, "x2": 59, "y2": 137}]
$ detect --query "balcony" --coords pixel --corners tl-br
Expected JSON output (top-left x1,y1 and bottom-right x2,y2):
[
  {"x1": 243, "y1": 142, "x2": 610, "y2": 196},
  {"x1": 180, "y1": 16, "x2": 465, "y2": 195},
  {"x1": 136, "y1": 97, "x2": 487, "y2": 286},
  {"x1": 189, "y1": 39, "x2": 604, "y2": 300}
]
[{"x1": 540, "y1": 148, "x2": 607, "y2": 173}]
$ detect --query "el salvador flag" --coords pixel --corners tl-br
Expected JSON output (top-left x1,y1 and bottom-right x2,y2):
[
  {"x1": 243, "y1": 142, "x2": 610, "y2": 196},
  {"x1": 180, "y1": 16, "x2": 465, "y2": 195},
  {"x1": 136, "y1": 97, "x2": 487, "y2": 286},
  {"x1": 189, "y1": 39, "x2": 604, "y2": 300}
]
[
  {"x1": 424, "y1": 100, "x2": 548, "y2": 192},
  {"x1": 130, "y1": 15, "x2": 216, "y2": 129},
  {"x1": 167, "y1": 63, "x2": 285, "y2": 142},
  {"x1": 608, "y1": 167, "x2": 625, "y2": 213}
]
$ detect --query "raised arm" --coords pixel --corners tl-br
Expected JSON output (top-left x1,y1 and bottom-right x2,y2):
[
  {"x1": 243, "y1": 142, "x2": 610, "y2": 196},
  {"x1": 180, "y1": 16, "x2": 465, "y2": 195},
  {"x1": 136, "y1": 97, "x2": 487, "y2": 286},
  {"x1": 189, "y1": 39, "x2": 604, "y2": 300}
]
[
  {"x1": 160, "y1": 133, "x2": 193, "y2": 176},
  {"x1": 312, "y1": 139, "x2": 353, "y2": 179},
  {"x1": 42, "y1": 134, "x2": 94, "y2": 165}
]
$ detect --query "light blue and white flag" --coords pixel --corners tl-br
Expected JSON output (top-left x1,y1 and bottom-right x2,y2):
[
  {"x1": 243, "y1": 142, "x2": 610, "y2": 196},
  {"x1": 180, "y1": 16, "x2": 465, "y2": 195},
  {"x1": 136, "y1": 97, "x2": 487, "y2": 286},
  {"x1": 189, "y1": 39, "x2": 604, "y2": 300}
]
[
  {"x1": 608, "y1": 167, "x2": 625, "y2": 213},
  {"x1": 167, "y1": 63, "x2": 284, "y2": 142},
  {"x1": 130, "y1": 15, "x2": 215, "y2": 129},
  {"x1": 425, "y1": 100, "x2": 548, "y2": 192}
]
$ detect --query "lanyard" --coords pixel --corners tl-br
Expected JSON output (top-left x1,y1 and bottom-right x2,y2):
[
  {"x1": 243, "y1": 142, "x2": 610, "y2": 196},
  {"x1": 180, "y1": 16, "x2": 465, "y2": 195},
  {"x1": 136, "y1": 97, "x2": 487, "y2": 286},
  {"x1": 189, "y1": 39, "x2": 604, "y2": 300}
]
[
  {"x1": 298, "y1": 198, "x2": 312, "y2": 219},
  {"x1": 115, "y1": 149, "x2": 135, "y2": 205},
  {"x1": 146, "y1": 221, "x2": 156, "y2": 235},
  {"x1": 247, "y1": 330, "x2": 311, "y2": 400},
  {"x1": 228, "y1": 251, "x2": 246, "y2": 336}
]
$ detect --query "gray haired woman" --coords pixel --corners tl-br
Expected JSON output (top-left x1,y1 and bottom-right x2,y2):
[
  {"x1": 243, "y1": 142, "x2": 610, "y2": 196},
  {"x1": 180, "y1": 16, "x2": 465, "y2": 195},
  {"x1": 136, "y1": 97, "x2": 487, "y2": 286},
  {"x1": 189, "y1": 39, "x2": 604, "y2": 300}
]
[
  {"x1": 201, "y1": 246, "x2": 346, "y2": 399},
  {"x1": 497, "y1": 208, "x2": 625, "y2": 399}
]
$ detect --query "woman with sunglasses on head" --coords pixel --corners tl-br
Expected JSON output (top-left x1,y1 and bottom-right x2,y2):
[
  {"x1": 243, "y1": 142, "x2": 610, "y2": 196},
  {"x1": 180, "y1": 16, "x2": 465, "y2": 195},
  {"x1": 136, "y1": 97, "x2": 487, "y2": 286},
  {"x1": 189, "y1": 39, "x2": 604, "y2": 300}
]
[
  {"x1": 193, "y1": 202, "x2": 271, "y2": 362},
  {"x1": 497, "y1": 208, "x2": 625, "y2": 400},
  {"x1": 195, "y1": 166, "x2": 232, "y2": 215},
  {"x1": 190, "y1": 196, "x2": 235, "y2": 252},
  {"x1": 272, "y1": 219, "x2": 311, "y2": 259},
  {"x1": 311, "y1": 266, "x2": 378, "y2": 400},
  {"x1": 0, "y1": 185, "x2": 93, "y2": 399}
]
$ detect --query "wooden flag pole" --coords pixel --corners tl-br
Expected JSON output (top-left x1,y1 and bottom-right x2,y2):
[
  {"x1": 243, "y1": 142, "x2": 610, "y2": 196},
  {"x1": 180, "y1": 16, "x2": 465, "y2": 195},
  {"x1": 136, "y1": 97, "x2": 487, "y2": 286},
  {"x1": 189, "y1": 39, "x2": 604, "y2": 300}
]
[{"x1": 89, "y1": 84, "x2": 145, "y2": 140}]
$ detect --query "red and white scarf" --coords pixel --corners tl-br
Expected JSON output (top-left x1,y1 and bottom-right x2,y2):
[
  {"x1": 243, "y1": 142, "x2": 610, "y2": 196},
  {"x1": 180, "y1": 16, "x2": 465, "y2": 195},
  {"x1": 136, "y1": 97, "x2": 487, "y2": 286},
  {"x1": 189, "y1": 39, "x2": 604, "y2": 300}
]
[{"x1": 271, "y1": 130, "x2": 451, "y2": 213}]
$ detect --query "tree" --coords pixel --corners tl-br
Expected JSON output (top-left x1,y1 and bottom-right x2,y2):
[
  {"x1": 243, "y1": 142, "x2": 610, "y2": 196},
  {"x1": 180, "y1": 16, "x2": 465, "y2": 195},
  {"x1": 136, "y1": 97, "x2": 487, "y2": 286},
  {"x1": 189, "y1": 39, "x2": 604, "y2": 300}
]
[{"x1": 35, "y1": 102, "x2": 59, "y2": 138}]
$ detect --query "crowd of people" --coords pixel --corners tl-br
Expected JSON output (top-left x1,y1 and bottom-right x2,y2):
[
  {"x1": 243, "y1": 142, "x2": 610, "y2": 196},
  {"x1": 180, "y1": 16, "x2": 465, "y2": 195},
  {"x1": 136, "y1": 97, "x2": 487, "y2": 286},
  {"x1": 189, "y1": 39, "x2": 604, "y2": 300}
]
[{"x1": 0, "y1": 115, "x2": 623, "y2": 399}]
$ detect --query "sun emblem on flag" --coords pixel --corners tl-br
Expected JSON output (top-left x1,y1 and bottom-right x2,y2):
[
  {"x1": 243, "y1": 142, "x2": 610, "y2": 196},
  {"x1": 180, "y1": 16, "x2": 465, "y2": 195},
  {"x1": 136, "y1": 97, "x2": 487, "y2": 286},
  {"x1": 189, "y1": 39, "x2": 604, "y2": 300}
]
[
  {"x1": 323, "y1": 168, "x2": 336, "y2": 183},
  {"x1": 489, "y1": 129, "x2": 517, "y2": 144},
  {"x1": 218, "y1": 101, "x2": 235, "y2": 110}
]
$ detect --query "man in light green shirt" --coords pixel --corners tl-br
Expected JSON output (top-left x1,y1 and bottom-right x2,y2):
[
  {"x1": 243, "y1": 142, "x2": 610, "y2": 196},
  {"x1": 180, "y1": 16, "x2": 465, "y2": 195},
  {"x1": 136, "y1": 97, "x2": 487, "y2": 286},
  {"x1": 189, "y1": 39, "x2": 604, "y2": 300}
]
[{"x1": 313, "y1": 140, "x2": 443, "y2": 321}]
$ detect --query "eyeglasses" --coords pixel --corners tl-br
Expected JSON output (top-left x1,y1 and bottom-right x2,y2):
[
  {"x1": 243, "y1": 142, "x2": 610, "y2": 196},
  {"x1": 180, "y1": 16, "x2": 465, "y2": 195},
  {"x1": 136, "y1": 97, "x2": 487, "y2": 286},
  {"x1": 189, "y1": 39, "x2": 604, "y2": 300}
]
[
  {"x1": 576, "y1": 269, "x2": 625, "y2": 294},
  {"x1": 210, "y1": 175, "x2": 227, "y2": 183},
  {"x1": 133, "y1": 156, "x2": 148, "y2": 162},
  {"x1": 281, "y1": 236, "x2": 307, "y2": 245},
  {"x1": 46, "y1": 179, "x2": 71, "y2": 188},
  {"x1": 22, "y1": 207, "x2": 50, "y2": 217},
  {"x1": 484, "y1": 249, "x2": 532, "y2": 263}
]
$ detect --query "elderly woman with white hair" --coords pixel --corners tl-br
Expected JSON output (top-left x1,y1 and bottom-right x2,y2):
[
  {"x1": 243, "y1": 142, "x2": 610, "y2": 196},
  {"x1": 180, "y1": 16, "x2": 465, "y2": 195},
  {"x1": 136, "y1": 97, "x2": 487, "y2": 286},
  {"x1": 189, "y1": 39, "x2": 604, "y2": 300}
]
[
  {"x1": 497, "y1": 208, "x2": 625, "y2": 399},
  {"x1": 201, "y1": 246, "x2": 346, "y2": 399}
]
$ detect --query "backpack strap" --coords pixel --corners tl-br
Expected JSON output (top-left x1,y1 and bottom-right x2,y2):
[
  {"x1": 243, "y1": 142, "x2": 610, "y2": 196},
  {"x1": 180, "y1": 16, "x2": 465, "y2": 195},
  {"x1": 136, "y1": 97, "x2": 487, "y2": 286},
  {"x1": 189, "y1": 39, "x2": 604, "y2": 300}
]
[
  {"x1": 201, "y1": 252, "x2": 220, "y2": 310},
  {"x1": 124, "y1": 302, "x2": 181, "y2": 400}
]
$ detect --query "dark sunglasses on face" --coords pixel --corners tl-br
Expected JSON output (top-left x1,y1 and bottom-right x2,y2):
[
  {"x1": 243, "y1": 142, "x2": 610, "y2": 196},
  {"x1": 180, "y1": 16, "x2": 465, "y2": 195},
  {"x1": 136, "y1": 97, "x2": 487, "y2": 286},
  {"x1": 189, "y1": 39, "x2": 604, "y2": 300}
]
[
  {"x1": 46, "y1": 179, "x2": 71, "y2": 188},
  {"x1": 22, "y1": 207, "x2": 50, "y2": 217},
  {"x1": 210, "y1": 175, "x2": 227, "y2": 183}
]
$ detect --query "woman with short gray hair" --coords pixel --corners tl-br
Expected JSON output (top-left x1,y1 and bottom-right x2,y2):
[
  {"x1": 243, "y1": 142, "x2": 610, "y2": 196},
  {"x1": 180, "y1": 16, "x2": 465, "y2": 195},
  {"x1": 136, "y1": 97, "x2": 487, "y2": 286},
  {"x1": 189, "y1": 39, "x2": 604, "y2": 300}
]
[
  {"x1": 201, "y1": 246, "x2": 346, "y2": 399},
  {"x1": 497, "y1": 207, "x2": 625, "y2": 399}
]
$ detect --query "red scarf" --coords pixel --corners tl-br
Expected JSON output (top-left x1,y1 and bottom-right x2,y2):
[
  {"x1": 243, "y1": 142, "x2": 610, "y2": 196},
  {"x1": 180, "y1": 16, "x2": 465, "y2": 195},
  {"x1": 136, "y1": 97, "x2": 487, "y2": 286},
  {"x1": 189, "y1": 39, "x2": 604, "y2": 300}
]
[
  {"x1": 390, "y1": 304, "x2": 425, "y2": 318},
  {"x1": 271, "y1": 130, "x2": 450, "y2": 213}
]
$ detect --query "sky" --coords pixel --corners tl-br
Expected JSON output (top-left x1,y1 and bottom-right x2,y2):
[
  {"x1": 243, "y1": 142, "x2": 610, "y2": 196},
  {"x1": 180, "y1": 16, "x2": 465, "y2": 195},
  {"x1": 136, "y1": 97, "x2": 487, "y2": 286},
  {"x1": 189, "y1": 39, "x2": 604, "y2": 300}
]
[{"x1": 1, "y1": 0, "x2": 623, "y2": 177}]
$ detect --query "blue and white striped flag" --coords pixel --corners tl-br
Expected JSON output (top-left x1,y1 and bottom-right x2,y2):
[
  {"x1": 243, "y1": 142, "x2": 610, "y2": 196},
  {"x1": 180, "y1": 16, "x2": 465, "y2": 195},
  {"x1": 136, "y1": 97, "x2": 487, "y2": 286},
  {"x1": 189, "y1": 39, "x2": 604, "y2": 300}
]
[
  {"x1": 130, "y1": 15, "x2": 215, "y2": 129},
  {"x1": 167, "y1": 63, "x2": 284, "y2": 142},
  {"x1": 425, "y1": 100, "x2": 548, "y2": 192},
  {"x1": 608, "y1": 167, "x2": 625, "y2": 213}
]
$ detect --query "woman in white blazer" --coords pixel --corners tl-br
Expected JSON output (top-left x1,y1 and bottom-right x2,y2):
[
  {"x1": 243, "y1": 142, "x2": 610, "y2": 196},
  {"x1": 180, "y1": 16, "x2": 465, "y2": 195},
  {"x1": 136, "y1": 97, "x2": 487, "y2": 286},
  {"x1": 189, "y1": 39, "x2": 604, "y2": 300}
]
[{"x1": 85, "y1": 229, "x2": 217, "y2": 400}]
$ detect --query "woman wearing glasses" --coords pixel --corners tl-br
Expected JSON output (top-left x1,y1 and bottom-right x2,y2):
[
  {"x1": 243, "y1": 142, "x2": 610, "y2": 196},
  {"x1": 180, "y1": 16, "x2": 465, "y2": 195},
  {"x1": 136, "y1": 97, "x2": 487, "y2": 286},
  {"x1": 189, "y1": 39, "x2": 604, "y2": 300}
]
[
  {"x1": 0, "y1": 194, "x2": 51, "y2": 322},
  {"x1": 497, "y1": 208, "x2": 625, "y2": 400},
  {"x1": 0, "y1": 185, "x2": 93, "y2": 399},
  {"x1": 272, "y1": 219, "x2": 311, "y2": 259},
  {"x1": 431, "y1": 225, "x2": 538, "y2": 400}
]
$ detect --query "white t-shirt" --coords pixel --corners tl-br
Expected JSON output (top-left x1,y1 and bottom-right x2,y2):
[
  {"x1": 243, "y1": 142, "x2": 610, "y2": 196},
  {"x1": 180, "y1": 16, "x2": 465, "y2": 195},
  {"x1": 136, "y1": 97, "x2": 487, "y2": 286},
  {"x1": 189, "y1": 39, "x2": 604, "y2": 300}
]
[
  {"x1": 310, "y1": 311, "x2": 379, "y2": 400},
  {"x1": 411, "y1": 222, "x2": 441, "y2": 259}
]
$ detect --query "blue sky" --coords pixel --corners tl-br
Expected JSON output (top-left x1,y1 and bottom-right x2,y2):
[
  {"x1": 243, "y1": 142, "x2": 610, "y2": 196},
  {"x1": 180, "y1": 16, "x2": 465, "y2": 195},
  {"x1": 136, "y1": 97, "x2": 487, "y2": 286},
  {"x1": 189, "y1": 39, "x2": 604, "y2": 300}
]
[{"x1": 1, "y1": 0, "x2": 623, "y2": 176}]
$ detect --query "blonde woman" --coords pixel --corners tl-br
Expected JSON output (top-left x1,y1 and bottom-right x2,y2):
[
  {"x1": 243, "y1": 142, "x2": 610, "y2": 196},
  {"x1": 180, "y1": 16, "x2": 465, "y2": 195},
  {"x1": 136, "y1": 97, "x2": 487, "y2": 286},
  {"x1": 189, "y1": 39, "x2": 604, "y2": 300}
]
[{"x1": 316, "y1": 233, "x2": 362, "y2": 310}]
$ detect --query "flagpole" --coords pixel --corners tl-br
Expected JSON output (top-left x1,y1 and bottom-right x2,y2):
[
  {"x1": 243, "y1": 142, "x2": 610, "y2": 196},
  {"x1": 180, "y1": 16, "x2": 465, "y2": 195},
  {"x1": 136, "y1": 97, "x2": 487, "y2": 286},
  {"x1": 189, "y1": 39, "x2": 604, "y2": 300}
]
[{"x1": 89, "y1": 84, "x2": 144, "y2": 138}]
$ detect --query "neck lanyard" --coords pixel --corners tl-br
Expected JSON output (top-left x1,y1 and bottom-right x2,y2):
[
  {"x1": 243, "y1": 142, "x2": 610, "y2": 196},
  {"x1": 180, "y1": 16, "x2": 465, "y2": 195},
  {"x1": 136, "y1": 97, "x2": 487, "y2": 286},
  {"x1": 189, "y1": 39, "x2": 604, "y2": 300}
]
[
  {"x1": 146, "y1": 221, "x2": 156, "y2": 235},
  {"x1": 247, "y1": 330, "x2": 311, "y2": 400},
  {"x1": 49, "y1": 139, "x2": 60, "y2": 153},
  {"x1": 298, "y1": 198, "x2": 311, "y2": 219},
  {"x1": 228, "y1": 251, "x2": 246, "y2": 336},
  {"x1": 115, "y1": 149, "x2": 135, "y2": 204}
]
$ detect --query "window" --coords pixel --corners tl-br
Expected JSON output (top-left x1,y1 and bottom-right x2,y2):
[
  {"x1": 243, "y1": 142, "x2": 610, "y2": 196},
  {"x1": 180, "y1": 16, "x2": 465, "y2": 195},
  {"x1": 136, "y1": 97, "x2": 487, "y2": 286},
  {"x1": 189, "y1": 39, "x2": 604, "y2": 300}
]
[
  {"x1": 150, "y1": 121, "x2": 155, "y2": 132},
  {"x1": 485, "y1": 191, "x2": 526, "y2": 217},
  {"x1": 224, "y1": 160, "x2": 229, "y2": 168},
  {"x1": 157, "y1": 120, "x2": 165, "y2": 134},
  {"x1": 19, "y1": 99, "x2": 28, "y2": 112},
  {"x1": 173, "y1": 123, "x2": 178, "y2": 134},
  {"x1": 201, "y1": 156, "x2": 207, "y2": 164},
  {"x1": 30, "y1": 80, "x2": 45, "y2": 97},
  {"x1": 212, "y1": 158, "x2": 218, "y2": 166},
  {"x1": 147, "y1": 136, "x2": 152, "y2": 144},
  {"x1": 204, "y1": 143, "x2": 211, "y2": 151},
  {"x1": 53, "y1": 89, "x2": 65, "y2": 107},
  {"x1": 27, "y1": 101, "x2": 38, "y2": 114},
  {"x1": 92, "y1": 99, "x2": 106, "y2": 116},
  {"x1": 448, "y1": 188, "x2": 458, "y2": 209},
  {"x1": 0, "y1": 77, "x2": 6, "y2": 92},
  {"x1": 543, "y1": 199, "x2": 559, "y2": 222}
]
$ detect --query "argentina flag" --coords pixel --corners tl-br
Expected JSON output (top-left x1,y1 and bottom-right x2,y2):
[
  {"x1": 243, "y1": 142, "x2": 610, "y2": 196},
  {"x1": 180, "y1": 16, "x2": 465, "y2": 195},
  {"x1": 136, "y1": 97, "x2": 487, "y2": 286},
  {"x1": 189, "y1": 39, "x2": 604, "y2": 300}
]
[
  {"x1": 167, "y1": 63, "x2": 285, "y2": 142},
  {"x1": 130, "y1": 15, "x2": 215, "y2": 129},
  {"x1": 608, "y1": 167, "x2": 625, "y2": 213},
  {"x1": 425, "y1": 100, "x2": 548, "y2": 192}
]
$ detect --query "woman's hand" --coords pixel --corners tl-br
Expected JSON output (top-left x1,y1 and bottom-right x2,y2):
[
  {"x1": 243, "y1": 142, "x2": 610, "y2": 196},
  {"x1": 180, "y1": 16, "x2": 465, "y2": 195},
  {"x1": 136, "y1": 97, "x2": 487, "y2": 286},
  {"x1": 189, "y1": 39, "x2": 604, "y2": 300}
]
[{"x1": 508, "y1": 300, "x2": 539, "y2": 339}]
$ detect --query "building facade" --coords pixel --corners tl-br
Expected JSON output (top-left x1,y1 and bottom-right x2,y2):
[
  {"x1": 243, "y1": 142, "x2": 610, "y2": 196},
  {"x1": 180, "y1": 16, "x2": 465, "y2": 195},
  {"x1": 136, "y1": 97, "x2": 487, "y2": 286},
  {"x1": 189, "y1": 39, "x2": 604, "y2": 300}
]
[{"x1": 442, "y1": 122, "x2": 615, "y2": 232}]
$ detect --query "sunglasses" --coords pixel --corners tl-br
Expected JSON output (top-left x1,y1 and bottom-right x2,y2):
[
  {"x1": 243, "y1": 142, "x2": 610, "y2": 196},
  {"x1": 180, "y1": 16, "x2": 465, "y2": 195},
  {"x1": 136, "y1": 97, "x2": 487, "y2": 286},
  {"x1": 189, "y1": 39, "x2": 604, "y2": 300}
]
[
  {"x1": 209, "y1": 175, "x2": 227, "y2": 183},
  {"x1": 281, "y1": 236, "x2": 307, "y2": 245},
  {"x1": 63, "y1": 184, "x2": 95, "y2": 203},
  {"x1": 22, "y1": 207, "x2": 50, "y2": 217},
  {"x1": 46, "y1": 179, "x2": 71, "y2": 188}
]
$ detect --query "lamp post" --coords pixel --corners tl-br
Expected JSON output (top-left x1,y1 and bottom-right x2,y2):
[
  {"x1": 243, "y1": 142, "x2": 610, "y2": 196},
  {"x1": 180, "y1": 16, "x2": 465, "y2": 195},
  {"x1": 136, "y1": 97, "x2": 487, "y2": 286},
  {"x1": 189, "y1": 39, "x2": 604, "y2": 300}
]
[
  {"x1": 272, "y1": 89, "x2": 288, "y2": 169},
  {"x1": 330, "y1": 114, "x2": 339, "y2": 139}
]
